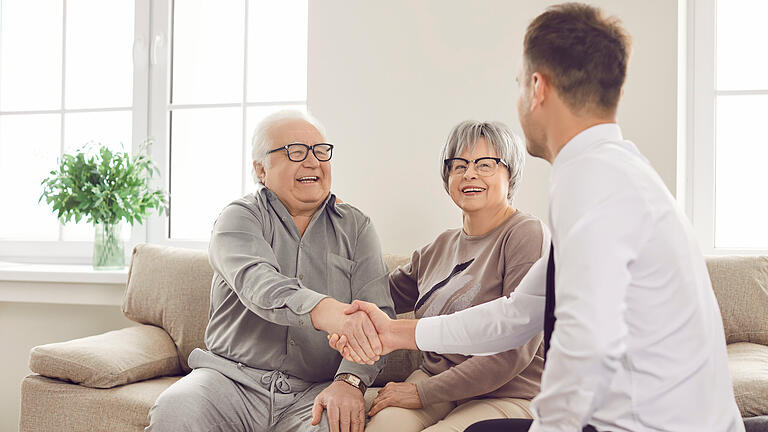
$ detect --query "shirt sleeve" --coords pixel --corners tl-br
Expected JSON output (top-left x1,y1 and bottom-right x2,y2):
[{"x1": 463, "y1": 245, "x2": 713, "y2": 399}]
[
  {"x1": 388, "y1": 249, "x2": 421, "y2": 314},
  {"x1": 335, "y1": 215, "x2": 396, "y2": 387},
  {"x1": 208, "y1": 201, "x2": 328, "y2": 328},
  {"x1": 529, "y1": 159, "x2": 653, "y2": 432},
  {"x1": 415, "y1": 253, "x2": 547, "y2": 356}
]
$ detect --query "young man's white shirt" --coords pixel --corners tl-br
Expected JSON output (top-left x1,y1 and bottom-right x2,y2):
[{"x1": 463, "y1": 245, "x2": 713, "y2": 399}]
[{"x1": 415, "y1": 124, "x2": 744, "y2": 432}]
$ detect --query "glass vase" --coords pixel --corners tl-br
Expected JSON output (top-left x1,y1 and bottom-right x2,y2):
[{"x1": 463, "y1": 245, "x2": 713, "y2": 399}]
[{"x1": 93, "y1": 222, "x2": 126, "y2": 270}]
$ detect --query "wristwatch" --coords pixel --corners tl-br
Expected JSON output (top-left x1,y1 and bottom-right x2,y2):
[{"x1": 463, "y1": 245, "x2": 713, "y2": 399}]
[{"x1": 334, "y1": 373, "x2": 367, "y2": 394}]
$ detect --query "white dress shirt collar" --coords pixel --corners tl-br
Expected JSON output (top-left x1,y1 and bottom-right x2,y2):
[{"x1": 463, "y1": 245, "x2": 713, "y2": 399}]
[{"x1": 552, "y1": 123, "x2": 623, "y2": 170}]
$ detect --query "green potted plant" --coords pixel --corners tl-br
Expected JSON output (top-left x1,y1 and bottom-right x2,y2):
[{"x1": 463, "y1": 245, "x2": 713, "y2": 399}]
[{"x1": 39, "y1": 142, "x2": 167, "y2": 269}]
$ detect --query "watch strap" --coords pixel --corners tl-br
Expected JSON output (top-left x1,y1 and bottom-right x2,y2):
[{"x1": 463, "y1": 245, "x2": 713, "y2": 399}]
[{"x1": 334, "y1": 373, "x2": 367, "y2": 394}]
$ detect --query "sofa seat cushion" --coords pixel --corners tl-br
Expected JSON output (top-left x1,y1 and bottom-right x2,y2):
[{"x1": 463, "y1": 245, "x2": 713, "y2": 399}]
[
  {"x1": 20, "y1": 374, "x2": 180, "y2": 432},
  {"x1": 728, "y1": 342, "x2": 768, "y2": 417},
  {"x1": 29, "y1": 325, "x2": 182, "y2": 388}
]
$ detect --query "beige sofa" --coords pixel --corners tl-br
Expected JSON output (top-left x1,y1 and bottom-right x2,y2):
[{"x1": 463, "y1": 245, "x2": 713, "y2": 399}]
[{"x1": 19, "y1": 245, "x2": 768, "y2": 431}]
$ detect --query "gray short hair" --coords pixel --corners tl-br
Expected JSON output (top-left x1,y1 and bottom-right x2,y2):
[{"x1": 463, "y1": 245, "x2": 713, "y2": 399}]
[
  {"x1": 439, "y1": 120, "x2": 525, "y2": 202},
  {"x1": 250, "y1": 109, "x2": 327, "y2": 184}
]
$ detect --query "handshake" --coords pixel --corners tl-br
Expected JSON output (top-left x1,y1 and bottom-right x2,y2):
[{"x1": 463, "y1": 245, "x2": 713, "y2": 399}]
[{"x1": 310, "y1": 298, "x2": 418, "y2": 365}]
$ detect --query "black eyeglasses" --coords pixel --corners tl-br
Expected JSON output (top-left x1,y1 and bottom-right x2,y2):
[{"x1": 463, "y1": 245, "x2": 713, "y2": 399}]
[
  {"x1": 266, "y1": 143, "x2": 334, "y2": 162},
  {"x1": 444, "y1": 157, "x2": 508, "y2": 177}
]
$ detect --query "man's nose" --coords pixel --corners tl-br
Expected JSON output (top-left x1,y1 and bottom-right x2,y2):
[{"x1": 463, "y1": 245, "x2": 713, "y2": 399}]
[{"x1": 302, "y1": 150, "x2": 321, "y2": 167}]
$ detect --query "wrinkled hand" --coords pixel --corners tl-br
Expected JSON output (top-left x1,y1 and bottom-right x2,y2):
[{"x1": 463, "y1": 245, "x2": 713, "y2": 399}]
[
  {"x1": 327, "y1": 300, "x2": 396, "y2": 363},
  {"x1": 310, "y1": 298, "x2": 382, "y2": 364},
  {"x1": 311, "y1": 380, "x2": 366, "y2": 432},
  {"x1": 368, "y1": 382, "x2": 422, "y2": 416}
]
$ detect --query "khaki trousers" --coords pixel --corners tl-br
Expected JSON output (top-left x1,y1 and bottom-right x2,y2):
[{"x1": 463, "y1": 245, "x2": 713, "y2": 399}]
[{"x1": 364, "y1": 369, "x2": 533, "y2": 432}]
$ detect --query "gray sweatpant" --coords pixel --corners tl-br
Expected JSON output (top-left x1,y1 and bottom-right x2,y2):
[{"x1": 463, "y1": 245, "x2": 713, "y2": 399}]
[{"x1": 146, "y1": 349, "x2": 331, "y2": 432}]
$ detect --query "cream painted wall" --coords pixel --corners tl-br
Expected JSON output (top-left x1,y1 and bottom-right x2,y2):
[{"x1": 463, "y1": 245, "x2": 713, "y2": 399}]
[
  {"x1": 309, "y1": 0, "x2": 678, "y2": 255},
  {"x1": 0, "y1": 301, "x2": 135, "y2": 432}
]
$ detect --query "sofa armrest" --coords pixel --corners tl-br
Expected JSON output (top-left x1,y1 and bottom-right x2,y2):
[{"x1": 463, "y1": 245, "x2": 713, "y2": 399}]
[{"x1": 29, "y1": 324, "x2": 182, "y2": 389}]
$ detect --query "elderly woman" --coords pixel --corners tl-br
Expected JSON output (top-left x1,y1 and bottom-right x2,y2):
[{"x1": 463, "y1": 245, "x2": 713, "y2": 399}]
[{"x1": 334, "y1": 120, "x2": 547, "y2": 432}]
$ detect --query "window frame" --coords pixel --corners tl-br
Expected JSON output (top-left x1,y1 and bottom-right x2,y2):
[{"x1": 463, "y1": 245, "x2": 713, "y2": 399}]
[
  {"x1": 0, "y1": 0, "x2": 151, "y2": 263},
  {"x1": 685, "y1": 0, "x2": 768, "y2": 255}
]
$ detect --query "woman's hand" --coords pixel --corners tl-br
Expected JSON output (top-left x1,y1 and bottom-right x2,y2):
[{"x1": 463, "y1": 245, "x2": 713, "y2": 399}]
[{"x1": 368, "y1": 382, "x2": 423, "y2": 416}]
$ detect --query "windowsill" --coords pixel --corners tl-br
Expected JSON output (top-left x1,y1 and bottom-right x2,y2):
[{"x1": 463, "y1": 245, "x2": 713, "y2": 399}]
[{"x1": 0, "y1": 261, "x2": 127, "y2": 306}]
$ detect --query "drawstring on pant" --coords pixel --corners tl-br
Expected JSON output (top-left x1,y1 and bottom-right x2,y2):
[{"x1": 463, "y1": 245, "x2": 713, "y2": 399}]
[{"x1": 260, "y1": 370, "x2": 292, "y2": 426}]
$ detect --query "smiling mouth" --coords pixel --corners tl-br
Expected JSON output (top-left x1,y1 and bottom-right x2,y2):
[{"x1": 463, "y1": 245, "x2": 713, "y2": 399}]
[
  {"x1": 296, "y1": 176, "x2": 319, "y2": 184},
  {"x1": 461, "y1": 186, "x2": 486, "y2": 194}
]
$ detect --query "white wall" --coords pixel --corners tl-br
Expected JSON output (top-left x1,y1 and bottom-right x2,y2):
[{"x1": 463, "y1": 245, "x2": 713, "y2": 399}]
[
  {"x1": 309, "y1": 0, "x2": 678, "y2": 255},
  {"x1": 0, "y1": 301, "x2": 135, "y2": 432}
]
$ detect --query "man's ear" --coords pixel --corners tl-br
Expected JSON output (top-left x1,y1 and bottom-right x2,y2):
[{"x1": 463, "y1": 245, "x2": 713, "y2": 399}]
[
  {"x1": 530, "y1": 72, "x2": 548, "y2": 111},
  {"x1": 253, "y1": 161, "x2": 266, "y2": 183}
]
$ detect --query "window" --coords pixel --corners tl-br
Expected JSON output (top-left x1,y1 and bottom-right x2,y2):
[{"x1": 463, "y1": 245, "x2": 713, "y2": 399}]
[
  {"x1": 0, "y1": 0, "x2": 136, "y2": 261},
  {"x1": 0, "y1": 0, "x2": 308, "y2": 261},
  {"x1": 687, "y1": 0, "x2": 768, "y2": 253}
]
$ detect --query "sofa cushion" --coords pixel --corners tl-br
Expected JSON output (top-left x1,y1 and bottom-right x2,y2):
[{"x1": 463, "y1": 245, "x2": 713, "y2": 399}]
[
  {"x1": 29, "y1": 325, "x2": 182, "y2": 389},
  {"x1": 123, "y1": 244, "x2": 213, "y2": 372},
  {"x1": 706, "y1": 255, "x2": 768, "y2": 345},
  {"x1": 20, "y1": 374, "x2": 179, "y2": 432},
  {"x1": 728, "y1": 342, "x2": 768, "y2": 417},
  {"x1": 383, "y1": 254, "x2": 411, "y2": 273}
]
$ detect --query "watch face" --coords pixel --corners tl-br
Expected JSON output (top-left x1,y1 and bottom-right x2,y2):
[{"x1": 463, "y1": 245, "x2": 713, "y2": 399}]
[{"x1": 348, "y1": 375, "x2": 361, "y2": 386}]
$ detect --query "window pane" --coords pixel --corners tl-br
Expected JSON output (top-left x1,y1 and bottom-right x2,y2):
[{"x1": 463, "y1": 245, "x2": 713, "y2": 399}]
[
  {"x1": 247, "y1": 0, "x2": 307, "y2": 102},
  {"x1": 65, "y1": 0, "x2": 134, "y2": 109},
  {"x1": 172, "y1": 0, "x2": 244, "y2": 105},
  {"x1": 715, "y1": 95, "x2": 768, "y2": 248},
  {"x1": 716, "y1": 0, "x2": 768, "y2": 91},
  {"x1": 170, "y1": 108, "x2": 242, "y2": 240},
  {"x1": 0, "y1": 114, "x2": 61, "y2": 240},
  {"x1": 61, "y1": 110, "x2": 132, "y2": 241},
  {"x1": 244, "y1": 104, "x2": 306, "y2": 192},
  {"x1": 0, "y1": 0, "x2": 62, "y2": 111}
]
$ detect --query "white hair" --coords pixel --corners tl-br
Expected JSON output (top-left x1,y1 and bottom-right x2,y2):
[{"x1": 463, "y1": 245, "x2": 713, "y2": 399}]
[{"x1": 250, "y1": 109, "x2": 327, "y2": 184}]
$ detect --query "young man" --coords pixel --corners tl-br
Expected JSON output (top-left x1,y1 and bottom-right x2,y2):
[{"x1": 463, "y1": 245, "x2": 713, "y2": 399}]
[{"x1": 331, "y1": 3, "x2": 744, "y2": 431}]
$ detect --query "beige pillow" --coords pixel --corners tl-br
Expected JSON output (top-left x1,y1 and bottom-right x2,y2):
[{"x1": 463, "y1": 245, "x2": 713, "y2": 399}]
[
  {"x1": 29, "y1": 325, "x2": 182, "y2": 389},
  {"x1": 727, "y1": 342, "x2": 768, "y2": 417},
  {"x1": 383, "y1": 254, "x2": 410, "y2": 273},
  {"x1": 706, "y1": 255, "x2": 768, "y2": 345},
  {"x1": 123, "y1": 243, "x2": 213, "y2": 372}
]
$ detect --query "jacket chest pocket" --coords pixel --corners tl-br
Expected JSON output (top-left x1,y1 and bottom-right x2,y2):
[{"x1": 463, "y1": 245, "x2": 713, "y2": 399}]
[{"x1": 326, "y1": 252, "x2": 355, "y2": 303}]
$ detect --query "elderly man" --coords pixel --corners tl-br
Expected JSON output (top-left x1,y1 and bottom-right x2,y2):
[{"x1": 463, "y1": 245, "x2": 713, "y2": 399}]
[{"x1": 146, "y1": 110, "x2": 395, "y2": 432}]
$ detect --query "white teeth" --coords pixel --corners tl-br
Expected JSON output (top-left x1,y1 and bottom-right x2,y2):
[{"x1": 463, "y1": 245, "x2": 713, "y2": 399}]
[
  {"x1": 297, "y1": 176, "x2": 318, "y2": 182},
  {"x1": 462, "y1": 187, "x2": 484, "y2": 193}
]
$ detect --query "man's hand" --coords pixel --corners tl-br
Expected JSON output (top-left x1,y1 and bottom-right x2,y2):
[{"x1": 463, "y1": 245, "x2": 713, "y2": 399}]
[
  {"x1": 368, "y1": 382, "x2": 423, "y2": 416},
  {"x1": 310, "y1": 298, "x2": 382, "y2": 364},
  {"x1": 327, "y1": 300, "x2": 419, "y2": 363},
  {"x1": 311, "y1": 380, "x2": 366, "y2": 432}
]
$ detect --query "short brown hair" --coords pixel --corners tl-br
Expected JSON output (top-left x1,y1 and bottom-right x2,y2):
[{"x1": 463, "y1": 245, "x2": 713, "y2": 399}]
[{"x1": 523, "y1": 3, "x2": 631, "y2": 114}]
